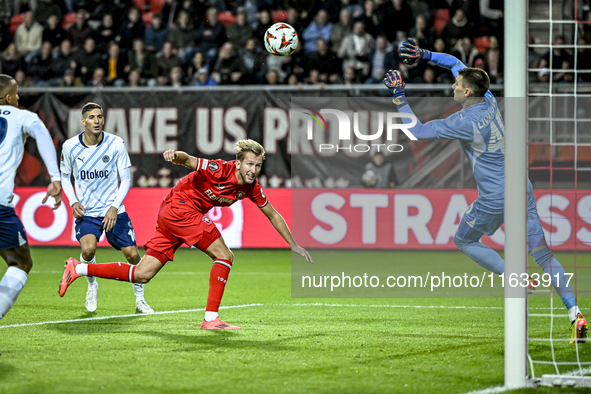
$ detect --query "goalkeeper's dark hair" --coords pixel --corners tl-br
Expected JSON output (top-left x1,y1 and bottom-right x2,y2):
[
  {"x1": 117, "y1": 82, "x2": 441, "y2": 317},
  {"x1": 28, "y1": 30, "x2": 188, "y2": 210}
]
[
  {"x1": 82, "y1": 102, "x2": 103, "y2": 117},
  {"x1": 458, "y1": 68, "x2": 490, "y2": 97}
]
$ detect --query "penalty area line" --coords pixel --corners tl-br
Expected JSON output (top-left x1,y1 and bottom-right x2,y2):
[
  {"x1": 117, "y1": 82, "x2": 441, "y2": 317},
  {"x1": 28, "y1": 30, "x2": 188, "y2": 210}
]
[{"x1": 0, "y1": 303, "x2": 264, "y2": 329}]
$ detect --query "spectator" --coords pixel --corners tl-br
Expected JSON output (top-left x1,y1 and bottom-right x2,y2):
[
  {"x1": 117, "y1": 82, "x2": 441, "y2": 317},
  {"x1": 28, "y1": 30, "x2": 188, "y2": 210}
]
[
  {"x1": 0, "y1": 17, "x2": 12, "y2": 53},
  {"x1": 302, "y1": 9, "x2": 333, "y2": 53},
  {"x1": 356, "y1": 0, "x2": 381, "y2": 38},
  {"x1": 116, "y1": 6, "x2": 145, "y2": 52},
  {"x1": 330, "y1": 8, "x2": 352, "y2": 52},
  {"x1": 452, "y1": 36, "x2": 479, "y2": 67},
  {"x1": 341, "y1": 0, "x2": 364, "y2": 19},
  {"x1": 342, "y1": 66, "x2": 360, "y2": 84},
  {"x1": 103, "y1": 0, "x2": 130, "y2": 27},
  {"x1": 479, "y1": 0, "x2": 503, "y2": 39},
  {"x1": 241, "y1": 37, "x2": 265, "y2": 84},
  {"x1": 212, "y1": 41, "x2": 247, "y2": 84},
  {"x1": 226, "y1": 9, "x2": 254, "y2": 50},
  {"x1": 126, "y1": 67, "x2": 144, "y2": 87},
  {"x1": 51, "y1": 39, "x2": 76, "y2": 79},
  {"x1": 169, "y1": 9, "x2": 195, "y2": 62},
  {"x1": 366, "y1": 35, "x2": 390, "y2": 83},
  {"x1": 440, "y1": 8, "x2": 473, "y2": 49},
  {"x1": 128, "y1": 38, "x2": 157, "y2": 83},
  {"x1": 278, "y1": 42, "x2": 307, "y2": 82},
  {"x1": 27, "y1": 41, "x2": 54, "y2": 86},
  {"x1": 186, "y1": 51, "x2": 209, "y2": 82},
  {"x1": 194, "y1": 7, "x2": 227, "y2": 60},
  {"x1": 156, "y1": 41, "x2": 183, "y2": 84},
  {"x1": 43, "y1": 13, "x2": 68, "y2": 52},
  {"x1": 15, "y1": 69, "x2": 35, "y2": 87},
  {"x1": 577, "y1": 37, "x2": 591, "y2": 82},
  {"x1": 308, "y1": 37, "x2": 341, "y2": 84},
  {"x1": 1, "y1": 43, "x2": 23, "y2": 77},
  {"x1": 67, "y1": 9, "x2": 93, "y2": 52},
  {"x1": 484, "y1": 35, "x2": 503, "y2": 83},
  {"x1": 377, "y1": 0, "x2": 414, "y2": 43},
  {"x1": 86, "y1": 0, "x2": 109, "y2": 23},
  {"x1": 34, "y1": 0, "x2": 63, "y2": 26},
  {"x1": 285, "y1": 8, "x2": 305, "y2": 37},
  {"x1": 169, "y1": 66, "x2": 185, "y2": 87},
  {"x1": 361, "y1": 152, "x2": 397, "y2": 188},
  {"x1": 235, "y1": 0, "x2": 259, "y2": 30},
  {"x1": 72, "y1": 37, "x2": 102, "y2": 84},
  {"x1": 145, "y1": 12, "x2": 169, "y2": 54},
  {"x1": 339, "y1": 21, "x2": 375, "y2": 81},
  {"x1": 306, "y1": 69, "x2": 324, "y2": 86},
  {"x1": 87, "y1": 66, "x2": 106, "y2": 87},
  {"x1": 94, "y1": 13, "x2": 116, "y2": 53},
  {"x1": 15, "y1": 10, "x2": 43, "y2": 62},
  {"x1": 409, "y1": 14, "x2": 435, "y2": 49},
  {"x1": 194, "y1": 67, "x2": 218, "y2": 86},
  {"x1": 539, "y1": 35, "x2": 573, "y2": 82},
  {"x1": 102, "y1": 42, "x2": 128, "y2": 86},
  {"x1": 286, "y1": 73, "x2": 300, "y2": 86},
  {"x1": 60, "y1": 68, "x2": 84, "y2": 86},
  {"x1": 528, "y1": 36, "x2": 543, "y2": 83},
  {"x1": 422, "y1": 67, "x2": 436, "y2": 84},
  {"x1": 264, "y1": 69, "x2": 281, "y2": 85},
  {"x1": 383, "y1": 38, "x2": 400, "y2": 71},
  {"x1": 253, "y1": 9, "x2": 274, "y2": 43}
]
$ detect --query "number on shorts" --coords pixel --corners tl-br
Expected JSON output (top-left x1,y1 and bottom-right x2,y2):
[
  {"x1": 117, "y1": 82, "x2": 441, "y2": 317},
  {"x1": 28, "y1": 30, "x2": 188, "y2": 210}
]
[{"x1": 128, "y1": 229, "x2": 136, "y2": 242}]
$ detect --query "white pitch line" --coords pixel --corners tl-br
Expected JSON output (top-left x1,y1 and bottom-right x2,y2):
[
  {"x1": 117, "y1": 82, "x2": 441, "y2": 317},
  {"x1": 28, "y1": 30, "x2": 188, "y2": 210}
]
[
  {"x1": 463, "y1": 386, "x2": 509, "y2": 394},
  {"x1": 0, "y1": 303, "x2": 264, "y2": 329}
]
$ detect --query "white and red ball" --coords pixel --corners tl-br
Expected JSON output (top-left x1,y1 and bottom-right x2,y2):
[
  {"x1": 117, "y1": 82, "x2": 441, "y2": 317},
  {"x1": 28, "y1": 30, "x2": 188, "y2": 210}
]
[{"x1": 264, "y1": 23, "x2": 299, "y2": 57}]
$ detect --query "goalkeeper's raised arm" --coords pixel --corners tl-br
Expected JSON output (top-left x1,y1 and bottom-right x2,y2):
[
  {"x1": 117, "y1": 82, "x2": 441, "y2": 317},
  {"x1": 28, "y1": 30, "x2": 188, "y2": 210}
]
[{"x1": 399, "y1": 38, "x2": 466, "y2": 77}]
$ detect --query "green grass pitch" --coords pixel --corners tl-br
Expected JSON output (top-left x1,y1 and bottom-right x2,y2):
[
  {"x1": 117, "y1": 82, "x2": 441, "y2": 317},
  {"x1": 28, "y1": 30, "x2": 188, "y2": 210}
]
[{"x1": 0, "y1": 247, "x2": 590, "y2": 394}]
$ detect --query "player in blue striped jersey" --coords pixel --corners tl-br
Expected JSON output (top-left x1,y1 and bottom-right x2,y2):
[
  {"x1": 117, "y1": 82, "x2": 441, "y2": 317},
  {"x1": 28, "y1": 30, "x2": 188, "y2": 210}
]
[
  {"x1": 60, "y1": 103, "x2": 154, "y2": 314},
  {"x1": 0, "y1": 74, "x2": 62, "y2": 326},
  {"x1": 388, "y1": 38, "x2": 587, "y2": 343}
]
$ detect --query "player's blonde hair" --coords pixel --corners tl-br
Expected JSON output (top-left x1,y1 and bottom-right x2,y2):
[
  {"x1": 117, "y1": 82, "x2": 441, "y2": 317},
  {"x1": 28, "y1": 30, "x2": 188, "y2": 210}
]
[{"x1": 235, "y1": 139, "x2": 265, "y2": 162}]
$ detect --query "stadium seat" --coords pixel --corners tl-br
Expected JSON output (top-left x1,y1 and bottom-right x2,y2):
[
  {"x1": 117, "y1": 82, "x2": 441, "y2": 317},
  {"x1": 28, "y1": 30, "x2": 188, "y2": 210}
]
[
  {"x1": 132, "y1": 0, "x2": 146, "y2": 12},
  {"x1": 62, "y1": 12, "x2": 76, "y2": 29},
  {"x1": 142, "y1": 12, "x2": 153, "y2": 28},
  {"x1": 218, "y1": 11, "x2": 236, "y2": 28},
  {"x1": 474, "y1": 36, "x2": 490, "y2": 53},
  {"x1": 433, "y1": 9, "x2": 449, "y2": 36},
  {"x1": 149, "y1": 0, "x2": 166, "y2": 13},
  {"x1": 9, "y1": 13, "x2": 24, "y2": 37},
  {"x1": 272, "y1": 10, "x2": 288, "y2": 23}
]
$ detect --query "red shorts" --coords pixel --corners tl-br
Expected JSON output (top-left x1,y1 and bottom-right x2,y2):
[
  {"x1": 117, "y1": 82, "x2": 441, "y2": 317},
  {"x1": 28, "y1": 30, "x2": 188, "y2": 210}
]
[{"x1": 144, "y1": 199, "x2": 221, "y2": 264}]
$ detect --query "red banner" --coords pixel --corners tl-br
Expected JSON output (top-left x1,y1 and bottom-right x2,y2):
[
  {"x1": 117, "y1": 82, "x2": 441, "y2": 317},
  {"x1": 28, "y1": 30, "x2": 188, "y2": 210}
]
[
  {"x1": 14, "y1": 187, "x2": 591, "y2": 250},
  {"x1": 14, "y1": 187, "x2": 291, "y2": 249},
  {"x1": 290, "y1": 189, "x2": 591, "y2": 251}
]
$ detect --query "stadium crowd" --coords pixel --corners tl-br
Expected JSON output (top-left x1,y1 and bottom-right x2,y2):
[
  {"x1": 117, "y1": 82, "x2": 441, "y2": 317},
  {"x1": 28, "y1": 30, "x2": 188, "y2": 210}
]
[{"x1": 0, "y1": 0, "x2": 571, "y2": 88}]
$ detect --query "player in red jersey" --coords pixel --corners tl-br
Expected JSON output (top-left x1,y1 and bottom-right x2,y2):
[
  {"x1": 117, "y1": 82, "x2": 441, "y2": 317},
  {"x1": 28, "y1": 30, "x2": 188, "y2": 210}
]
[{"x1": 59, "y1": 139, "x2": 312, "y2": 329}]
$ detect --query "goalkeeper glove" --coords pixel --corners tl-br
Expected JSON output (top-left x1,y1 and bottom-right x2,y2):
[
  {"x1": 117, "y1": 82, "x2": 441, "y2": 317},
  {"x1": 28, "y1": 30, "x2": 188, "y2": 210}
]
[
  {"x1": 383, "y1": 70, "x2": 408, "y2": 107},
  {"x1": 399, "y1": 37, "x2": 432, "y2": 65}
]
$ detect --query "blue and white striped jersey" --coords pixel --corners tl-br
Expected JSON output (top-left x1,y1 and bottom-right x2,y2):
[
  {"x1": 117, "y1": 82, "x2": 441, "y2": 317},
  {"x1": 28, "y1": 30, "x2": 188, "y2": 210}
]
[
  {"x1": 60, "y1": 132, "x2": 131, "y2": 217},
  {"x1": 0, "y1": 105, "x2": 60, "y2": 207}
]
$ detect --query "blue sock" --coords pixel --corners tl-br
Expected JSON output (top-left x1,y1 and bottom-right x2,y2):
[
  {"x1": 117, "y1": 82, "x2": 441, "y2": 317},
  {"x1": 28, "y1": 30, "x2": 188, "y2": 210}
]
[
  {"x1": 531, "y1": 246, "x2": 576, "y2": 310},
  {"x1": 454, "y1": 236, "x2": 505, "y2": 275}
]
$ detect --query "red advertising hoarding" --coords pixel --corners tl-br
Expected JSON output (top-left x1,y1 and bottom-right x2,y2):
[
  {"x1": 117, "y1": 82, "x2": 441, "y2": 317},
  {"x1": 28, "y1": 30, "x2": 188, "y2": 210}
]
[{"x1": 14, "y1": 187, "x2": 591, "y2": 251}]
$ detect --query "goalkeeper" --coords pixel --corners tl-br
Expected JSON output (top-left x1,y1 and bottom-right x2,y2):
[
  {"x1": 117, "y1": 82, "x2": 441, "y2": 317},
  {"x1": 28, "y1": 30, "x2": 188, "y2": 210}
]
[{"x1": 385, "y1": 38, "x2": 587, "y2": 343}]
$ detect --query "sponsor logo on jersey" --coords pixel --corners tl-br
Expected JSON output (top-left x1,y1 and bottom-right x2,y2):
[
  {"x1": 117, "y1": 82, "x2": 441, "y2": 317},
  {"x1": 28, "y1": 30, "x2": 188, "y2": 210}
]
[
  {"x1": 80, "y1": 169, "x2": 109, "y2": 180},
  {"x1": 203, "y1": 216, "x2": 212, "y2": 224},
  {"x1": 236, "y1": 191, "x2": 245, "y2": 200},
  {"x1": 208, "y1": 162, "x2": 219, "y2": 171},
  {"x1": 102, "y1": 155, "x2": 110, "y2": 163},
  {"x1": 205, "y1": 189, "x2": 234, "y2": 204}
]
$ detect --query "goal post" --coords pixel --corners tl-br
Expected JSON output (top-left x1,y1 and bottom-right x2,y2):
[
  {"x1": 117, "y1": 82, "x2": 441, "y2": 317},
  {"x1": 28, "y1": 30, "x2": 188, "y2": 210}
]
[{"x1": 504, "y1": 0, "x2": 529, "y2": 389}]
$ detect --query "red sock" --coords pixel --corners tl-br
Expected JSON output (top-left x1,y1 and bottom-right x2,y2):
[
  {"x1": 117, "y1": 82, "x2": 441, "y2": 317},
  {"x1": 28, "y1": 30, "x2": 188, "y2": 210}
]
[
  {"x1": 206, "y1": 259, "x2": 232, "y2": 312},
  {"x1": 87, "y1": 262, "x2": 135, "y2": 282}
]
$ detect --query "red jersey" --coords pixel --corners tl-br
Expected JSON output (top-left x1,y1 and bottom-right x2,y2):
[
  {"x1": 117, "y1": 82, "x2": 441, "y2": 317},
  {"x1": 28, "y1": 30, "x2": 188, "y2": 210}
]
[{"x1": 163, "y1": 158, "x2": 268, "y2": 214}]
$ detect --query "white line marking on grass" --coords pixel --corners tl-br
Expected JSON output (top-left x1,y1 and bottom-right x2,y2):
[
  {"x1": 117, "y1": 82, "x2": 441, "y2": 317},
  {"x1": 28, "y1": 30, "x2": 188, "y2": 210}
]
[
  {"x1": 284, "y1": 303, "x2": 505, "y2": 310},
  {"x1": 463, "y1": 386, "x2": 509, "y2": 394},
  {"x1": 0, "y1": 303, "x2": 264, "y2": 329}
]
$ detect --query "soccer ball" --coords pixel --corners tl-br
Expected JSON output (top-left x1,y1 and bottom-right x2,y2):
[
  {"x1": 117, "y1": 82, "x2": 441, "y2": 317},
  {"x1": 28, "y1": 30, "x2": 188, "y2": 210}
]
[{"x1": 264, "y1": 23, "x2": 299, "y2": 57}]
